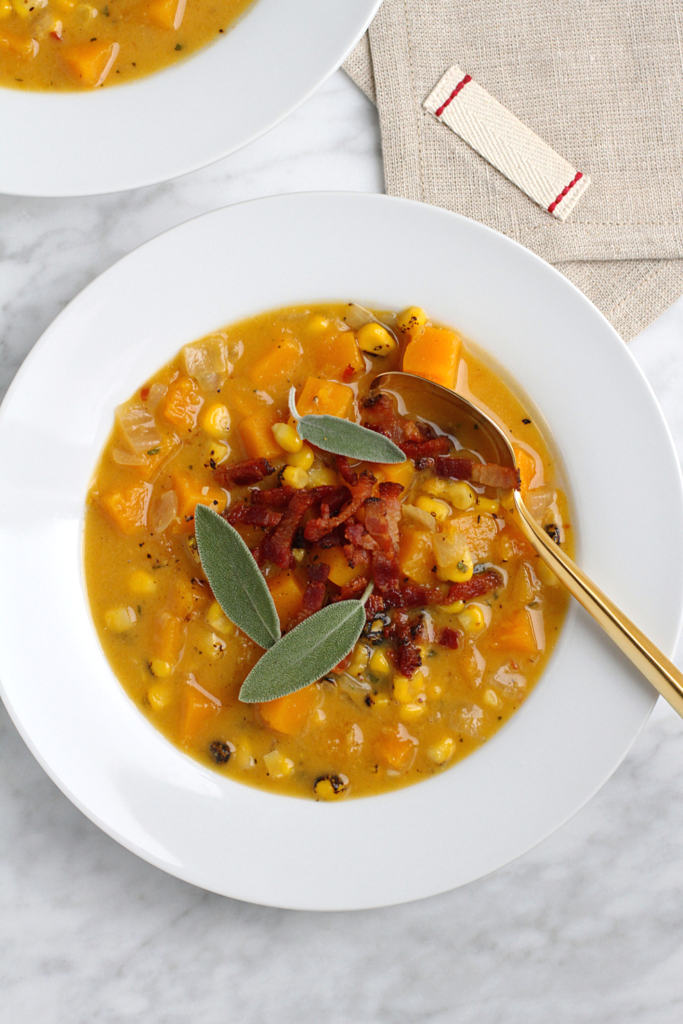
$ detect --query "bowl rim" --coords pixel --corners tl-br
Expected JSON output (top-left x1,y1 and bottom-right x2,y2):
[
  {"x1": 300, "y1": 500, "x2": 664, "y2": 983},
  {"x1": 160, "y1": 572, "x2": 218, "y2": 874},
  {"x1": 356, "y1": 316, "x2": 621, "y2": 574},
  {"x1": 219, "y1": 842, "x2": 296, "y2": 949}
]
[
  {"x1": 0, "y1": 0, "x2": 382, "y2": 197},
  {"x1": 1, "y1": 191, "x2": 681, "y2": 910}
]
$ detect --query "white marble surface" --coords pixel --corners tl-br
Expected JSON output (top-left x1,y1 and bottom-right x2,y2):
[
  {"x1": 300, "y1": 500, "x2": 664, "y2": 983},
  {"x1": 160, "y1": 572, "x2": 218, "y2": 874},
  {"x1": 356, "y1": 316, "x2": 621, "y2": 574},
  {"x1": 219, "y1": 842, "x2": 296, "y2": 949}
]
[{"x1": 2, "y1": 69, "x2": 683, "y2": 1024}]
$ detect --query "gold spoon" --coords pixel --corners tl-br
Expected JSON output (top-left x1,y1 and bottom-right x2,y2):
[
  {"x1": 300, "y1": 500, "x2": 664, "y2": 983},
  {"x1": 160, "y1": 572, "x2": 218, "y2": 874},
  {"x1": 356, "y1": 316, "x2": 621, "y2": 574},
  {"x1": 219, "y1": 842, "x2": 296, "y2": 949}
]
[{"x1": 372, "y1": 370, "x2": 683, "y2": 718}]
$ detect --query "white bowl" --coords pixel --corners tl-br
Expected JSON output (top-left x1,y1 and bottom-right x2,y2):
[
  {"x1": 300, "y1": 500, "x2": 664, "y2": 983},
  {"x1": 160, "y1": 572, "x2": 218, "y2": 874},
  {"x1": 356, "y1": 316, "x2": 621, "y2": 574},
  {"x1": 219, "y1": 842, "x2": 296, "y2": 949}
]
[
  {"x1": 1, "y1": 192, "x2": 681, "y2": 910},
  {"x1": 0, "y1": 0, "x2": 380, "y2": 197}
]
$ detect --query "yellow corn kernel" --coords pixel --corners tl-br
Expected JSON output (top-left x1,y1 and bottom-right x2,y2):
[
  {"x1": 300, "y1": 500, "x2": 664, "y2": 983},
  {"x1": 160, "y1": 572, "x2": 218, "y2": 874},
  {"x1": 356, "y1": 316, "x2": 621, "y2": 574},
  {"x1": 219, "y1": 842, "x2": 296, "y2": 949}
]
[
  {"x1": 372, "y1": 692, "x2": 390, "y2": 708},
  {"x1": 104, "y1": 606, "x2": 136, "y2": 633},
  {"x1": 397, "y1": 306, "x2": 427, "y2": 335},
  {"x1": 209, "y1": 442, "x2": 229, "y2": 463},
  {"x1": 427, "y1": 735, "x2": 456, "y2": 765},
  {"x1": 11, "y1": 0, "x2": 34, "y2": 17},
  {"x1": 306, "y1": 467, "x2": 338, "y2": 487},
  {"x1": 263, "y1": 749, "x2": 295, "y2": 778},
  {"x1": 415, "y1": 495, "x2": 451, "y2": 522},
  {"x1": 400, "y1": 702, "x2": 425, "y2": 722},
  {"x1": 446, "y1": 480, "x2": 477, "y2": 510},
  {"x1": 282, "y1": 465, "x2": 309, "y2": 489},
  {"x1": 0, "y1": 0, "x2": 12, "y2": 18},
  {"x1": 356, "y1": 322, "x2": 397, "y2": 356},
  {"x1": 482, "y1": 687, "x2": 500, "y2": 708},
  {"x1": 477, "y1": 496, "x2": 501, "y2": 515},
  {"x1": 458, "y1": 604, "x2": 486, "y2": 634},
  {"x1": 233, "y1": 740, "x2": 255, "y2": 769},
  {"x1": 348, "y1": 643, "x2": 371, "y2": 677},
  {"x1": 200, "y1": 402, "x2": 230, "y2": 438},
  {"x1": 437, "y1": 598, "x2": 465, "y2": 614},
  {"x1": 314, "y1": 775, "x2": 349, "y2": 800},
  {"x1": 206, "y1": 600, "x2": 235, "y2": 635},
  {"x1": 369, "y1": 649, "x2": 391, "y2": 675},
  {"x1": 272, "y1": 421, "x2": 303, "y2": 453},
  {"x1": 438, "y1": 550, "x2": 474, "y2": 583},
  {"x1": 149, "y1": 658, "x2": 172, "y2": 678},
  {"x1": 147, "y1": 681, "x2": 174, "y2": 712},
  {"x1": 392, "y1": 671, "x2": 424, "y2": 704},
  {"x1": 128, "y1": 569, "x2": 157, "y2": 595},
  {"x1": 286, "y1": 444, "x2": 314, "y2": 471}
]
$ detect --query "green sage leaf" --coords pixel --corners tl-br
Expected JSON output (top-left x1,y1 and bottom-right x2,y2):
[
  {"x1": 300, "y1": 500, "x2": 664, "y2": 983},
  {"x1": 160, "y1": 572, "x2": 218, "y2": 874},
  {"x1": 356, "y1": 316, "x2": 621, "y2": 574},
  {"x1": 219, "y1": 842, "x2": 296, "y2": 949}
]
[
  {"x1": 288, "y1": 387, "x2": 405, "y2": 464},
  {"x1": 239, "y1": 591, "x2": 371, "y2": 702},
  {"x1": 194, "y1": 504, "x2": 280, "y2": 650}
]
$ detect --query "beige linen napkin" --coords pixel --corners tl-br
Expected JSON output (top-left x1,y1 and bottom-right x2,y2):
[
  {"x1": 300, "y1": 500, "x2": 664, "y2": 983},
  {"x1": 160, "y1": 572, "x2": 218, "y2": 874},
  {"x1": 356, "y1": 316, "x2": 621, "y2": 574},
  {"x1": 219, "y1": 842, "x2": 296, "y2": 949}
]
[{"x1": 344, "y1": 0, "x2": 683, "y2": 340}]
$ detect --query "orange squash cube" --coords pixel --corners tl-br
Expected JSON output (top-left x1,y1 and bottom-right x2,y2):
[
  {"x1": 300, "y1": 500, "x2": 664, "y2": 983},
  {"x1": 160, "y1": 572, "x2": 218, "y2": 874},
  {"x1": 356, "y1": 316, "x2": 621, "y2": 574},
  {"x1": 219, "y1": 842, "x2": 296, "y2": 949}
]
[
  {"x1": 399, "y1": 528, "x2": 436, "y2": 586},
  {"x1": 489, "y1": 609, "x2": 538, "y2": 654},
  {"x1": 249, "y1": 338, "x2": 302, "y2": 389},
  {"x1": 0, "y1": 32, "x2": 39, "y2": 58},
  {"x1": 376, "y1": 459, "x2": 414, "y2": 490},
  {"x1": 312, "y1": 546, "x2": 365, "y2": 588},
  {"x1": 171, "y1": 472, "x2": 227, "y2": 533},
  {"x1": 447, "y1": 510, "x2": 501, "y2": 562},
  {"x1": 238, "y1": 411, "x2": 284, "y2": 461},
  {"x1": 145, "y1": 0, "x2": 186, "y2": 29},
  {"x1": 100, "y1": 482, "x2": 152, "y2": 535},
  {"x1": 514, "y1": 446, "x2": 538, "y2": 496},
  {"x1": 179, "y1": 675, "x2": 221, "y2": 744},
  {"x1": 314, "y1": 331, "x2": 365, "y2": 380},
  {"x1": 296, "y1": 377, "x2": 354, "y2": 419},
  {"x1": 257, "y1": 684, "x2": 319, "y2": 735},
  {"x1": 167, "y1": 576, "x2": 209, "y2": 619},
  {"x1": 161, "y1": 376, "x2": 204, "y2": 431},
  {"x1": 375, "y1": 724, "x2": 418, "y2": 770},
  {"x1": 60, "y1": 40, "x2": 119, "y2": 87},
  {"x1": 402, "y1": 326, "x2": 461, "y2": 390},
  {"x1": 268, "y1": 570, "x2": 305, "y2": 630},
  {"x1": 153, "y1": 611, "x2": 186, "y2": 665}
]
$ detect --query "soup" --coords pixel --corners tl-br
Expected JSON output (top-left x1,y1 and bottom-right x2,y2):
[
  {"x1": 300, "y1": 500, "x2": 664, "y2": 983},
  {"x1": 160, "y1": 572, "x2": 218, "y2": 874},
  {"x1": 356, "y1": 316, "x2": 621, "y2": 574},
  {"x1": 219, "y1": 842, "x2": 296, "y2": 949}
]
[
  {"x1": 0, "y1": 0, "x2": 254, "y2": 90},
  {"x1": 84, "y1": 303, "x2": 571, "y2": 799}
]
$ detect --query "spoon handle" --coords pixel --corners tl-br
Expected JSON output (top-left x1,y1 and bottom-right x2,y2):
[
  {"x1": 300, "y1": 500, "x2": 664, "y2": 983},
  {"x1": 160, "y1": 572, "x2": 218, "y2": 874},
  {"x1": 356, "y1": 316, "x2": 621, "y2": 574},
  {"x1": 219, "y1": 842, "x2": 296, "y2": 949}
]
[{"x1": 510, "y1": 492, "x2": 683, "y2": 718}]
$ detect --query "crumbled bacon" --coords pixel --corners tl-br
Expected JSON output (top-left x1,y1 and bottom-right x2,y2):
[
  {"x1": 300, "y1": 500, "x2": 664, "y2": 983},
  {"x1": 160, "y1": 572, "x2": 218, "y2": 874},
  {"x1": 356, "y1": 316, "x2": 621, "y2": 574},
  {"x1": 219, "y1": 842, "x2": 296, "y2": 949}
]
[
  {"x1": 333, "y1": 651, "x2": 354, "y2": 673},
  {"x1": 365, "y1": 592, "x2": 385, "y2": 619},
  {"x1": 343, "y1": 544, "x2": 372, "y2": 569},
  {"x1": 339, "y1": 575, "x2": 369, "y2": 601},
  {"x1": 304, "y1": 472, "x2": 375, "y2": 543},
  {"x1": 435, "y1": 457, "x2": 519, "y2": 490},
  {"x1": 360, "y1": 393, "x2": 406, "y2": 443},
  {"x1": 250, "y1": 485, "x2": 296, "y2": 507},
  {"x1": 371, "y1": 550, "x2": 401, "y2": 605},
  {"x1": 292, "y1": 563, "x2": 330, "y2": 625},
  {"x1": 215, "y1": 457, "x2": 275, "y2": 488},
  {"x1": 399, "y1": 436, "x2": 451, "y2": 461},
  {"x1": 263, "y1": 490, "x2": 316, "y2": 568},
  {"x1": 336, "y1": 456, "x2": 358, "y2": 486},
  {"x1": 226, "y1": 506, "x2": 283, "y2": 528},
  {"x1": 393, "y1": 611, "x2": 422, "y2": 678},
  {"x1": 396, "y1": 582, "x2": 445, "y2": 608},
  {"x1": 318, "y1": 527, "x2": 345, "y2": 549},
  {"x1": 439, "y1": 627, "x2": 460, "y2": 649},
  {"x1": 447, "y1": 569, "x2": 502, "y2": 603}
]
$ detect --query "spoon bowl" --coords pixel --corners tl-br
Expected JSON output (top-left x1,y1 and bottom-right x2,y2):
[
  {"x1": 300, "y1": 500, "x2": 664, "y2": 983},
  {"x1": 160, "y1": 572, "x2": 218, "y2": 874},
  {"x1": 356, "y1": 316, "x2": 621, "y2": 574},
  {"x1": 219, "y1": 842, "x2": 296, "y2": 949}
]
[{"x1": 372, "y1": 369, "x2": 683, "y2": 720}]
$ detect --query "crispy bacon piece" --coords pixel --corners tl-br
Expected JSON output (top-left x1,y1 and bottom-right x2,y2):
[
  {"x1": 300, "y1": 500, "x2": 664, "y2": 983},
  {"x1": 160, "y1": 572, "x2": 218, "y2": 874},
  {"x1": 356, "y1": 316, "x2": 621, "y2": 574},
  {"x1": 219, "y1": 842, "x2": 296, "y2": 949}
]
[
  {"x1": 339, "y1": 575, "x2": 369, "y2": 601},
  {"x1": 263, "y1": 490, "x2": 316, "y2": 568},
  {"x1": 292, "y1": 563, "x2": 330, "y2": 626},
  {"x1": 336, "y1": 456, "x2": 358, "y2": 487},
  {"x1": 225, "y1": 506, "x2": 282, "y2": 528},
  {"x1": 318, "y1": 527, "x2": 345, "y2": 549},
  {"x1": 312, "y1": 485, "x2": 350, "y2": 515},
  {"x1": 435, "y1": 457, "x2": 519, "y2": 490},
  {"x1": 343, "y1": 544, "x2": 372, "y2": 569},
  {"x1": 250, "y1": 485, "x2": 296, "y2": 507},
  {"x1": 393, "y1": 610, "x2": 422, "y2": 678},
  {"x1": 371, "y1": 550, "x2": 402, "y2": 606},
  {"x1": 333, "y1": 651, "x2": 354, "y2": 673},
  {"x1": 304, "y1": 472, "x2": 375, "y2": 543},
  {"x1": 363, "y1": 483, "x2": 403, "y2": 555},
  {"x1": 345, "y1": 520, "x2": 378, "y2": 551},
  {"x1": 399, "y1": 436, "x2": 451, "y2": 461},
  {"x1": 360, "y1": 393, "x2": 406, "y2": 443},
  {"x1": 365, "y1": 592, "x2": 385, "y2": 619},
  {"x1": 447, "y1": 569, "x2": 502, "y2": 603},
  {"x1": 439, "y1": 627, "x2": 460, "y2": 650},
  {"x1": 251, "y1": 542, "x2": 265, "y2": 568},
  {"x1": 392, "y1": 582, "x2": 445, "y2": 608},
  {"x1": 215, "y1": 457, "x2": 275, "y2": 488}
]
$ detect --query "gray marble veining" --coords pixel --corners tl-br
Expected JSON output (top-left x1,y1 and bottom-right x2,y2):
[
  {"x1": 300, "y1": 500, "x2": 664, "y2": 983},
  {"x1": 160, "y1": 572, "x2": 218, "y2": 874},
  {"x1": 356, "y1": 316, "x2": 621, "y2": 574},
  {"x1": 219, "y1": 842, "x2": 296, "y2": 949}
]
[{"x1": 1, "y1": 70, "x2": 683, "y2": 1024}]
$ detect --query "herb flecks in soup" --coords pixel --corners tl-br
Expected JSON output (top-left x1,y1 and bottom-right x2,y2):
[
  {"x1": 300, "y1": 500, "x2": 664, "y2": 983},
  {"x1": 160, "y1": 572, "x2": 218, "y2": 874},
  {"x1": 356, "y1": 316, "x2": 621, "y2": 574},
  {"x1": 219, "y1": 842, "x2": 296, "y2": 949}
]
[
  {"x1": 0, "y1": 0, "x2": 254, "y2": 91},
  {"x1": 84, "y1": 303, "x2": 571, "y2": 800}
]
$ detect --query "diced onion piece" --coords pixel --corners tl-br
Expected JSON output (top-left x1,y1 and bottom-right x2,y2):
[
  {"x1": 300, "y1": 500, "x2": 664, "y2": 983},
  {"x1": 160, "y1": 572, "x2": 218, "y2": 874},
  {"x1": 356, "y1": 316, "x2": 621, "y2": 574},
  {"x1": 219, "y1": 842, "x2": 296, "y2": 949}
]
[
  {"x1": 402, "y1": 503, "x2": 437, "y2": 531},
  {"x1": 183, "y1": 334, "x2": 229, "y2": 391},
  {"x1": 112, "y1": 446, "x2": 147, "y2": 467},
  {"x1": 344, "y1": 303, "x2": 376, "y2": 331},
  {"x1": 146, "y1": 382, "x2": 167, "y2": 412},
  {"x1": 116, "y1": 402, "x2": 161, "y2": 455},
  {"x1": 151, "y1": 490, "x2": 178, "y2": 532}
]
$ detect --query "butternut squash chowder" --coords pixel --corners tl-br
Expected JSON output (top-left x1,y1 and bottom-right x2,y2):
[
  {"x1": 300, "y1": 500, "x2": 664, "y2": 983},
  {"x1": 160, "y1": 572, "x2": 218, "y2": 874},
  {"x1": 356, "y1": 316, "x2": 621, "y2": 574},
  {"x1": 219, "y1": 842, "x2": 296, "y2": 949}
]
[
  {"x1": 84, "y1": 303, "x2": 571, "y2": 800},
  {"x1": 0, "y1": 0, "x2": 253, "y2": 90}
]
